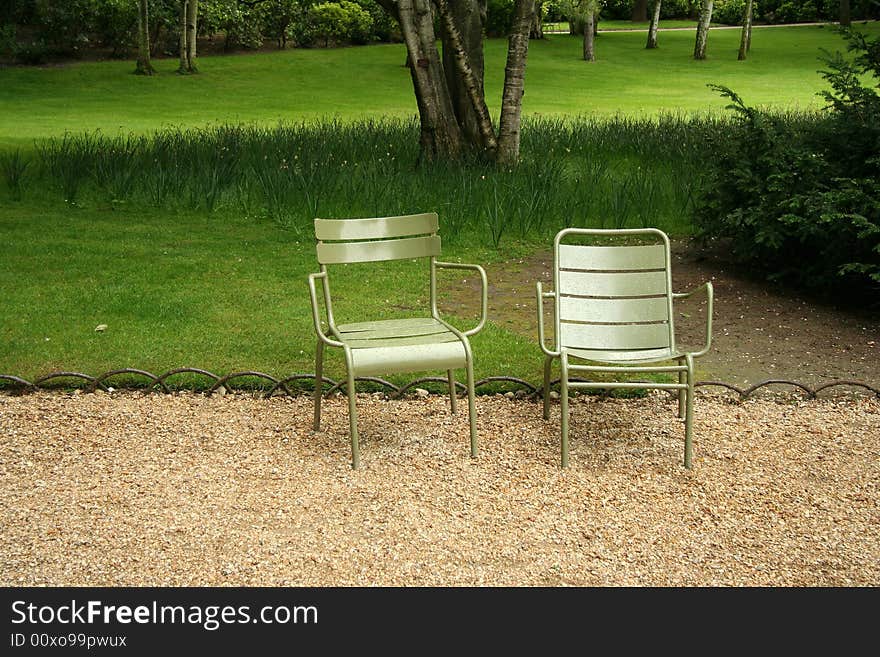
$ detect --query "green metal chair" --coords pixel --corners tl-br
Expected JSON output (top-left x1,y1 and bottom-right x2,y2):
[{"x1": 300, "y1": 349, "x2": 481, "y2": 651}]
[
  {"x1": 536, "y1": 228, "x2": 713, "y2": 468},
  {"x1": 308, "y1": 212, "x2": 487, "y2": 469}
]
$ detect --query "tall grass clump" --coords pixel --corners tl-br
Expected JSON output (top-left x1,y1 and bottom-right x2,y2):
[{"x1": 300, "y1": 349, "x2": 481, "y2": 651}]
[
  {"x1": 27, "y1": 114, "x2": 727, "y2": 243},
  {"x1": 1, "y1": 148, "x2": 30, "y2": 201}
]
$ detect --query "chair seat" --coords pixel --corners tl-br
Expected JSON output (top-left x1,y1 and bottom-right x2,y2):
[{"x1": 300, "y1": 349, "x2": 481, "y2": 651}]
[
  {"x1": 566, "y1": 346, "x2": 685, "y2": 364},
  {"x1": 334, "y1": 317, "x2": 467, "y2": 376}
]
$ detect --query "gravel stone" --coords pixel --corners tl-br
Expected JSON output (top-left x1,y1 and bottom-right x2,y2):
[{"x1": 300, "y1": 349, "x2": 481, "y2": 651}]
[{"x1": 1, "y1": 390, "x2": 877, "y2": 586}]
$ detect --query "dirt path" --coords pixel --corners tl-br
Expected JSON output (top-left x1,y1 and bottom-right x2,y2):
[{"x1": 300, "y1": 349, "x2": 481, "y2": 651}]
[{"x1": 445, "y1": 240, "x2": 879, "y2": 389}]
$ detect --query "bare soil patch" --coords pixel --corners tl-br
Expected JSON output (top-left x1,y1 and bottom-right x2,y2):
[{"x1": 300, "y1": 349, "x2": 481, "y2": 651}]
[{"x1": 443, "y1": 240, "x2": 879, "y2": 389}]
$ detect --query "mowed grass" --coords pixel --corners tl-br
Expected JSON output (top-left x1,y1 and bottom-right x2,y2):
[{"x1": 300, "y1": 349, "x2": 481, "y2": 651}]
[
  {"x1": 1, "y1": 23, "x2": 877, "y2": 149},
  {"x1": 0, "y1": 201, "x2": 540, "y2": 387}
]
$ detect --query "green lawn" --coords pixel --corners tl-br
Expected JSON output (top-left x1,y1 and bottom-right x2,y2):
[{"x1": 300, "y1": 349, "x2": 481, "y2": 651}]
[
  {"x1": 1, "y1": 23, "x2": 876, "y2": 150},
  {"x1": 1, "y1": 24, "x2": 876, "y2": 388}
]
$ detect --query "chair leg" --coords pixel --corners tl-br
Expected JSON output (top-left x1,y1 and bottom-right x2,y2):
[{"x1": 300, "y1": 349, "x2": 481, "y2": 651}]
[
  {"x1": 447, "y1": 369, "x2": 457, "y2": 414},
  {"x1": 466, "y1": 356, "x2": 477, "y2": 458},
  {"x1": 346, "y1": 365, "x2": 360, "y2": 470},
  {"x1": 560, "y1": 361, "x2": 569, "y2": 469},
  {"x1": 543, "y1": 355, "x2": 554, "y2": 421},
  {"x1": 313, "y1": 339, "x2": 324, "y2": 431},
  {"x1": 678, "y1": 358, "x2": 686, "y2": 419},
  {"x1": 684, "y1": 354, "x2": 695, "y2": 469}
]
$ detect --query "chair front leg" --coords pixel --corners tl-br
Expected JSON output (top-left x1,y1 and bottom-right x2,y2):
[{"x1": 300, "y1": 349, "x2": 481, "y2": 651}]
[
  {"x1": 684, "y1": 353, "x2": 695, "y2": 469},
  {"x1": 466, "y1": 356, "x2": 477, "y2": 458},
  {"x1": 313, "y1": 339, "x2": 324, "y2": 431},
  {"x1": 343, "y1": 350, "x2": 360, "y2": 470}
]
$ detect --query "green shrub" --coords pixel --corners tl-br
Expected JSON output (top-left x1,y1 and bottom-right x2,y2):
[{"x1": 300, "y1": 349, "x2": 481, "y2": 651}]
[
  {"x1": 693, "y1": 29, "x2": 880, "y2": 298},
  {"x1": 486, "y1": 0, "x2": 515, "y2": 37},
  {"x1": 308, "y1": 1, "x2": 374, "y2": 46},
  {"x1": 712, "y1": 0, "x2": 748, "y2": 26}
]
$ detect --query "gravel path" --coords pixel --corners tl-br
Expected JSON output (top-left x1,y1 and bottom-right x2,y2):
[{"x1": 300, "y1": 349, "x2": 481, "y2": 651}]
[{"x1": 2, "y1": 390, "x2": 877, "y2": 587}]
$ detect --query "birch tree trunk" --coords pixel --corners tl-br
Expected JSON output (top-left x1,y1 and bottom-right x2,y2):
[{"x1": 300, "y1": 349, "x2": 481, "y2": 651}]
[
  {"x1": 583, "y1": 11, "x2": 595, "y2": 61},
  {"x1": 439, "y1": 0, "x2": 490, "y2": 152},
  {"x1": 376, "y1": 0, "x2": 534, "y2": 164},
  {"x1": 377, "y1": 0, "x2": 463, "y2": 160},
  {"x1": 135, "y1": 0, "x2": 155, "y2": 75},
  {"x1": 737, "y1": 0, "x2": 753, "y2": 61},
  {"x1": 646, "y1": 0, "x2": 661, "y2": 49},
  {"x1": 530, "y1": 2, "x2": 544, "y2": 39},
  {"x1": 496, "y1": 0, "x2": 536, "y2": 166},
  {"x1": 178, "y1": 0, "x2": 187, "y2": 73},
  {"x1": 840, "y1": 0, "x2": 851, "y2": 27},
  {"x1": 631, "y1": 0, "x2": 649, "y2": 22},
  {"x1": 693, "y1": 0, "x2": 714, "y2": 60},
  {"x1": 185, "y1": 0, "x2": 198, "y2": 72}
]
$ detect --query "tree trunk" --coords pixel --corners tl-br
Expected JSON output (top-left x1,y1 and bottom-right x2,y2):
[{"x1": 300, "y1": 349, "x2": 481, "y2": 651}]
[
  {"x1": 737, "y1": 0, "x2": 753, "y2": 61},
  {"x1": 382, "y1": 0, "x2": 463, "y2": 160},
  {"x1": 583, "y1": 12, "x2": 595, "y2": 61},
  {"x1": 840, "y1": 0, "x2": 851, "y2": 27},
  {"x1": 439, "y1": 0, "x2": 491, "y2": 153},
  {"x1": 631, "y1": 0, "x2": 649, "y2": 22},
  {"x1": 646, "y1": 0, "x2": 662, "y2": 49},
  {"x1": 693, "y1": 0, "x2": 714, "y2": 60},
  {"x1": 178, "y1": 0, "x2": 187, "y2": 73},
  {"x1": 135, "y1": 0, "x2": 155, "y2": 75},
  {"x1": 496, "y1": 0, "x2": 535, "y2": 166},
  {"x1": 185, "y1": 0, "x2": 198, "y2": 72},
  {"x1": 530, "y1": 2, "x2": 544, "y2": 39}
]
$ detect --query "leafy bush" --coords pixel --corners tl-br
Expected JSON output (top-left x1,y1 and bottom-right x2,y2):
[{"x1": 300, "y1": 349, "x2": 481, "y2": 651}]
[
  {"x1": 308, "y1": 1, "x2": 374, "y2": 46},
  {"x1": 693, "y1": 29, "x2": 880, "y2": 298},
  {"x1": 712, "y1": 0, "x2": 747, "y2": 26},
  {"x1": 486, "y1": 0, "x2": 515, "y2": 37}
]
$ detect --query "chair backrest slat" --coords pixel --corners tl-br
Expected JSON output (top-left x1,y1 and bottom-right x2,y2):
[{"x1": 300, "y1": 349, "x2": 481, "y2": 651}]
[
  {"x1": 559, "y1": 296, "x2": 668, "y2": 324},
  {"x1": 559, "y1": 321, "x2": 670, "y2": 351},
  {"x1": 315, "y1": 212, "x2": 438, "y2": 241},
  {"x1": 316, "y1": 234, "x2": 441, "y2": 264},
  {"x1": 315, "y1": 213, "x2": 440, "y2": 264},
  {"x1": 558, "y1": 244, "x2": 666, "y2": 271},
  {"x1": 559, "y1": 270, "x2": 667, "y2": 298}
]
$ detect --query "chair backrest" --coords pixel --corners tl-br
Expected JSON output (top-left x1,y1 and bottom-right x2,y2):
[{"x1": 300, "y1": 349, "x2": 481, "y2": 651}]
[
  {"x1": 554, "y1": 228, "x2": 675, "y2": 358},
  {"x1": 314, "y1": 212, "x2": 440, "y2": 265}
]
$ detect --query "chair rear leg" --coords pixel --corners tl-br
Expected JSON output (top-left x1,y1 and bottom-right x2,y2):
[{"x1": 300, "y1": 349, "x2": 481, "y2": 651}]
[
  {"x1": 346, "y1": 366, "x2": 360, "y2": 470},
  {"x1": 447, "y1": 369, "x2": 458, "y2": 414},
  {"x1": 543, "y1": 355, "x2": 554, "y2": 421},
  {"x1": 313, "y1": 339, "x2": 324, "y2": 431},
  {"x1": 684, "y1": 354, "x2": 695, "y2": 469},
  {"x1": 678, "y1": 358, "x2": 686, "y2": 419},
  {"x1": 466, "y1": 358, "x2": 477, "y2": 458}
]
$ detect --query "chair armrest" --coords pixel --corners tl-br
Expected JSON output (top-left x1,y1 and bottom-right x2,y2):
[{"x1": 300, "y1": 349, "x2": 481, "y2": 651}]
[
  {"x1": 673, "y1": 281, "x2": 713, "y2": 357},
  {"x1": 307, "y1": 272, "x2": 345, "y2": 348},
  {"x1": 433, "y1": 261, "x2": 488, "y2": 337},
  {"x1": 535, "y1": 282, "x2": 560, "y2": 357}
]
